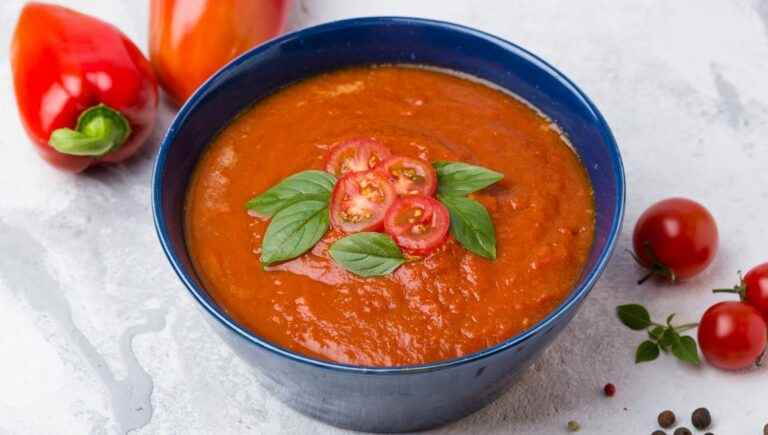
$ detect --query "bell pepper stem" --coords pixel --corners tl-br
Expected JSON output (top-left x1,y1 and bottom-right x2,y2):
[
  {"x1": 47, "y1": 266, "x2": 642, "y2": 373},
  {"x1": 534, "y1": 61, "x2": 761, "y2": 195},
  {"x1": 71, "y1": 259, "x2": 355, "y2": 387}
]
[{"x1": 49, "y1": 104, "x2": 131, "y2": 156}]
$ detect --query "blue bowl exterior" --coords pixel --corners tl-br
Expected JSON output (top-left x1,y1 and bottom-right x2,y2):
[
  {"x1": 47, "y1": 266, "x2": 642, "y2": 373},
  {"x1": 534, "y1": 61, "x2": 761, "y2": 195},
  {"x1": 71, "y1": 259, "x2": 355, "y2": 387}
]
[{"x1": 152, "y1": 17, "x2": 625, "y2": 432}]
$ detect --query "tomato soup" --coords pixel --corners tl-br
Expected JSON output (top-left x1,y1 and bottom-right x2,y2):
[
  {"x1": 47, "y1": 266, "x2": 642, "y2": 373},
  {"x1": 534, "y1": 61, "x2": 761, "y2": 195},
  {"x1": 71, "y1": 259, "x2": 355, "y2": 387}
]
[{"x1": 185, "y1": 66, "x2": 595, "y2": 366}]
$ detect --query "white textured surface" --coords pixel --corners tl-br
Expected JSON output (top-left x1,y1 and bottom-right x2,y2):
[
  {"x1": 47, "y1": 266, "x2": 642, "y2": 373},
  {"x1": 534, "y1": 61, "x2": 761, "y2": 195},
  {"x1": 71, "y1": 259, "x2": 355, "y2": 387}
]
[{"x1": 1, "y1": 1, "x2": 767, "y2": 434}]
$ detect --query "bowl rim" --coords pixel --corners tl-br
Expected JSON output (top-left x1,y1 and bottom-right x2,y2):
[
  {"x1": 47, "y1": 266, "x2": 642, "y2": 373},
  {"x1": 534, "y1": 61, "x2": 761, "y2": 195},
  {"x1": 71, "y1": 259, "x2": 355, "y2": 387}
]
[{"x1": 152, "y1": 16, "x2": 626, "y2": 375}]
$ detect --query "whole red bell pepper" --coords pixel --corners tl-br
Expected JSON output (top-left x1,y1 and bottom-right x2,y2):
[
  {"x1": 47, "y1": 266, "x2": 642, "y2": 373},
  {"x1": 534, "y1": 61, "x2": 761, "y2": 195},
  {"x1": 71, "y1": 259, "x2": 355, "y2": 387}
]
[
  {"x1": 11, "y1": 3, "x2": 158, "y2": 172},
  {"x1": 149, "y1": 0, "x2": 290, "y2": 105}
]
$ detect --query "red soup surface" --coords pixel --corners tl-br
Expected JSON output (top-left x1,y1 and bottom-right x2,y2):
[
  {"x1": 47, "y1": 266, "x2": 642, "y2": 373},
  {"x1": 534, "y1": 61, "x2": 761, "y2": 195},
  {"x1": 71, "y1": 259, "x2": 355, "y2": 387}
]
[{"x1": 185, "y1": 66, "x2": 595, "y2": 366}]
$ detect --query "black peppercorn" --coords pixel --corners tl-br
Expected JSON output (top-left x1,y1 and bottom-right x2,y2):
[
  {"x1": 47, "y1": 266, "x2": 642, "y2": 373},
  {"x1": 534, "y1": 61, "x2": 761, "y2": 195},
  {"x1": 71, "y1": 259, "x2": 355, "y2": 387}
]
[
  {"x1": 764, "y1": 423, "x2": 768, "y2": 435},
  {"x1": 658, "y1": 410, "x2": 676, "y2": 428},
  {"x1": 673, "y1": 428, "x2": 692, "y2": 435},
  {"x1": 651, "y1": 431, "x2": 666, "y2": 435},
  {"x1": 692, "y1": 407, "x2": 711, "y2": 430}
]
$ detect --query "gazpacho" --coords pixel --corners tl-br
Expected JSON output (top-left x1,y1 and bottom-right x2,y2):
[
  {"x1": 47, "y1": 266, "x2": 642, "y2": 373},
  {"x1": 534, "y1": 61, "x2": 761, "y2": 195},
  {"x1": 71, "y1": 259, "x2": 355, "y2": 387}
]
[{"x1": 185, "y1": 66, "x2": 595, "y2": 366}]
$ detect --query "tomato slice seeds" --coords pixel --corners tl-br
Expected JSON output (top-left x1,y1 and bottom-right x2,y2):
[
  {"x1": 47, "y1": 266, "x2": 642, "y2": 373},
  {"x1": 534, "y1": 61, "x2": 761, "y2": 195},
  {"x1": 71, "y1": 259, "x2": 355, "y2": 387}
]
[
  {"x1": 377, "y1": 156, "x2": 437, "y2": 196},
  {"x1": 384, "y1": 195, "x2": 450, "y2": 255},
  {"x1": 325, "y1": 138, "x2": 392, "y2": 177},
  {"x1": 330, "y1": 170, "x2": 397, "y2": 233}
]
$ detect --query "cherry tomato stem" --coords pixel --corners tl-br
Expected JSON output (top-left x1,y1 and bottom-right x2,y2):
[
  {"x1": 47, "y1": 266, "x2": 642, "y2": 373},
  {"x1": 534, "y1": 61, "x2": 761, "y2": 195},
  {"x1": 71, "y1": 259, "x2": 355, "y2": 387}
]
[
  {"x1": 628, "y1": 245, "x2": 676, "y2": 284},
  {"x1": 714, "y1": 264, "x2": 768, "y2": 319},
  {"x1": 711, "y1": 288, "x2": 745, "y2": 297}
]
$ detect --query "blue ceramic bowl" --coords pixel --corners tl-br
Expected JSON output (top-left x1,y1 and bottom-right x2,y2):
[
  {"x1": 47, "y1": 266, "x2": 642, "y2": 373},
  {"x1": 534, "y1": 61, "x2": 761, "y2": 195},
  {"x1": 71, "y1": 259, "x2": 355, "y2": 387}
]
[{"x1": 153, "y1": 17, "x2": 624, "y2": 433}]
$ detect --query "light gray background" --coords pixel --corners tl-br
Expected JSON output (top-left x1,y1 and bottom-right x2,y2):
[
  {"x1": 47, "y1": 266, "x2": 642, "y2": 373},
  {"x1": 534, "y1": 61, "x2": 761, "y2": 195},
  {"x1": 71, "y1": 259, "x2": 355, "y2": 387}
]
[{"x1": 1, "y1": 0, "x2": 767, "y2": 434}]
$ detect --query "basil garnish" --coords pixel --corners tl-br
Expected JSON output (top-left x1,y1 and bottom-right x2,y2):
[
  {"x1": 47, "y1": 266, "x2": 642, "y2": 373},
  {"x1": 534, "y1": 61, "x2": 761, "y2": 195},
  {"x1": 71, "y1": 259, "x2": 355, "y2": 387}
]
[
  {"x1": 616, "y1": 304, "x2": 652, "y2": 330},
  {"x1": 434, "y1": 161, "x2": 502, "y2": 260},
  {"x1": 669, "y1": 335, "x2": 701, "y2": 365},
  {"x1": 635, "y1": 340, "x2": 660, "y2": 363},
  {"x1": 329, "y1": 232, "x2": 406, "y2": 277},
  {"x1": 260, "y1": 200, "x2": 329, "y2": 265},
  {"x1": 249, "y1": 158, "x2": 504, "y2": 273},
  {"x1": 433, "y1": 161, "x2": 503, "y2": 196},
  {"x1": 616, "y1": 304, "x2": 701, "y2": 366},
  {"x1": 438, "y1": 194, "x2": 497, "y2": 260},
  {"x1": 245, "y1": 170, "x2": 336, "y2": 217}
]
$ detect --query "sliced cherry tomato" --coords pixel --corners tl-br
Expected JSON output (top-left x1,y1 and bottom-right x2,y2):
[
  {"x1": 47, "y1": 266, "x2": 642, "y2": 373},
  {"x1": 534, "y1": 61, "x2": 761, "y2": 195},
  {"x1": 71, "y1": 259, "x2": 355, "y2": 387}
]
[
  {"x1": 325, "y1": 138, "x2": 392, "y2": 177},
  {"x1": 377, "y1": 156, "x2": 437, "y2": 196},
  {"x1": 384, "y1": 195, "x2": 450, "y2": 255},
  {"x1": 330, "y1": 171, "x2": 396, "y2": 233},
  {"x1": 698, "y1": 301, "x2": 767, "y2": 370},
  {"x1": 632, "y1": 198, "x2": 718, "y2": 283}
]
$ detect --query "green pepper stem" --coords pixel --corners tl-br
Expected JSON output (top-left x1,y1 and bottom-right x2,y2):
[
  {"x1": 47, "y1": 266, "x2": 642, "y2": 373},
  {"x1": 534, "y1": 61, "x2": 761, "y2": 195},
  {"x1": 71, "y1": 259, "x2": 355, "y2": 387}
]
[{"x1": 49, "y1": 104, "x2": 131, "y2": 156}]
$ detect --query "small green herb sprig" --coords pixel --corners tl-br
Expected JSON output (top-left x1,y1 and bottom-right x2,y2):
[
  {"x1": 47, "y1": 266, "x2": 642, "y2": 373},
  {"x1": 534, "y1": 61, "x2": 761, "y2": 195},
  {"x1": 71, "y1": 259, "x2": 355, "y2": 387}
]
[
  {"x1": 616, "y1": 304, "x2": 700, "y2": 365},
  {"x1": 245, "y1": 161, "x2": 503, "y2": 277}
]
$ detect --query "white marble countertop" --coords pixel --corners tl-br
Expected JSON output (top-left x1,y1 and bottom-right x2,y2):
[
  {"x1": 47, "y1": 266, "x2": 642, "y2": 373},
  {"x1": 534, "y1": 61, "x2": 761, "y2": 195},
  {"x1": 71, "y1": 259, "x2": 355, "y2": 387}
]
[{"x1": 1, "y1": 1, "x2": 767, "y2": 434}]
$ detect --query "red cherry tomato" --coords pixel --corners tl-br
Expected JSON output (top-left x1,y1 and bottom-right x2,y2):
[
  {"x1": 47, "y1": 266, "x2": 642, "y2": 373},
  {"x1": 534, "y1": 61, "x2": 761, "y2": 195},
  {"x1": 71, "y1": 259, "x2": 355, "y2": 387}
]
[
  {"x1": 325, "y1": 139, "x2": 392, "y2": 177},
  {"x1": 384, "y1": 195, "x2": 450, "y2": 255},
  {"x1": 698, "y1": 301, "x2": 767, "y2": 370},
  {"x1": 377, "y1": 156, "x2": 437, "y2": 196},
  {"x1": 744, "y1": 263, "x2": 768, "y2": 318},
  {"x1": 330, "y1": 171, "x2": 396, "y2": 233},
  {"x1": 715, "y1": 263, "x2": 768, "y2": 318},
  {"x1": 632, "y1": 198, "x2": 718, "y2": 283}
]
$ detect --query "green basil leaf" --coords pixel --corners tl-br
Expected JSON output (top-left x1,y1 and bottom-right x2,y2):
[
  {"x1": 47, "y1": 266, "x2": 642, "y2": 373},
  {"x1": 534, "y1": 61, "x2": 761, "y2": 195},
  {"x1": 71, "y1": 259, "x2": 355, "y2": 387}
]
[
  {"x1": 246, "y1": 170, "x2": 336, "y2": 217},
  {"x1": 648, "y1": 325, "x2": 665, "y2": 341},
  {"x1": 437, "y1": 194, "x2": 496, "y2": 260},
  {"x1": 658, "y1": 328, "x2": 679, "y2": 351},
  {"x1": 616, "y1": 304, "x2": 652, "y2": 330},
  {"x1": 670, "y1": 335, "x2": 701, "y2": 365},
  {"x1": 260, "y1": 200, "x2": 329, "y2": 265},
  {"x1": 635, "y1": 340, "x2": 660, "y2": 363},
  {"x1": 329, "y1": 232, "x2": 406, "y2": 277},
  {"x1": 433, "y1": 161, "x2": 503, "y2": 196}
]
